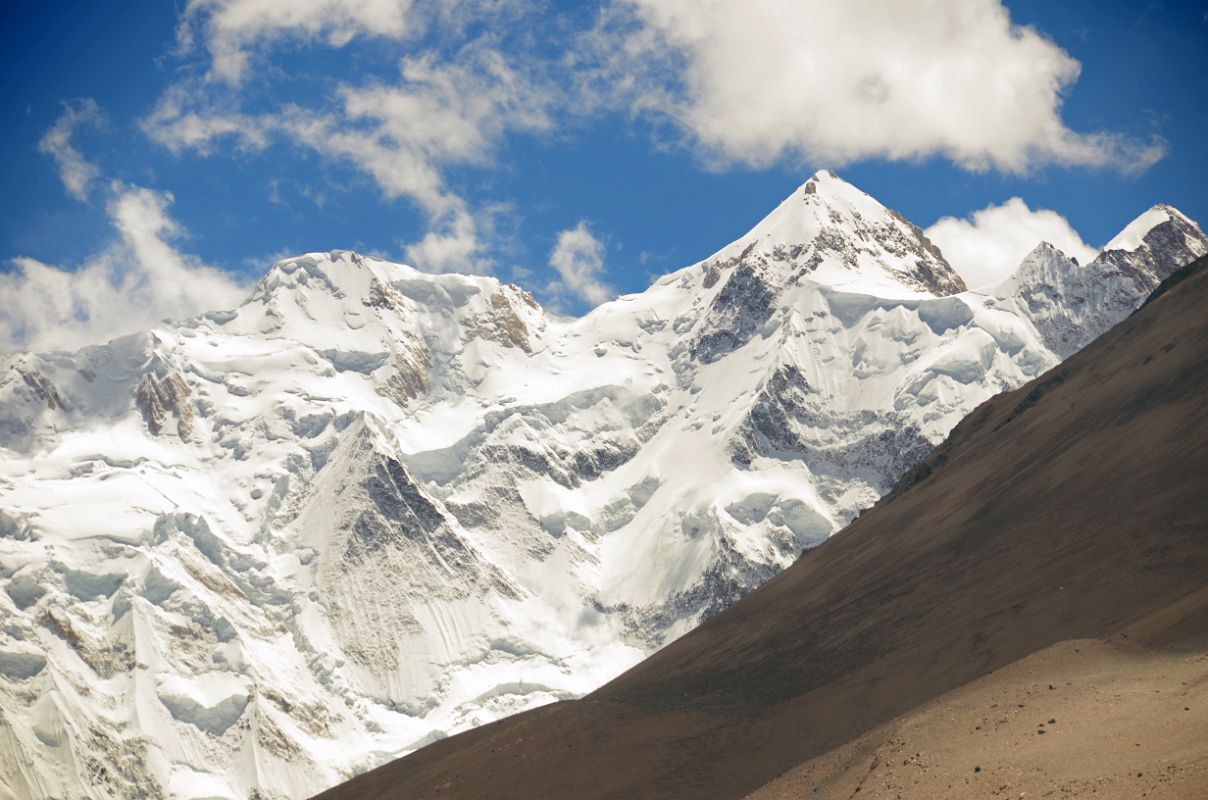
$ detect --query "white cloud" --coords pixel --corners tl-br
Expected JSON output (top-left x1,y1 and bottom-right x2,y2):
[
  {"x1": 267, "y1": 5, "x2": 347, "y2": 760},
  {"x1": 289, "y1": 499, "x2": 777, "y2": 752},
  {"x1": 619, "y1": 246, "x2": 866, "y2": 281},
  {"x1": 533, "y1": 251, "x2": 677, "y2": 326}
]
[
  {"x1": 404, "y1": 207, "x2": 488, "y2": 273},
  {"x1": 602, "y1": 0, "x2": 1166, "y2": 174},
  {"x1": 176, "y1": 0, "x2": 543, "y2": 84},
  {"x1": 547, "y1": 221, "x2": 614, "y2": 308},
  {"x1": 180, "y1": 0, "x2": 415, "y2": 84},
  {"x1": 0, "y1": 187, "x2": 248, "y2": 353},
  {"x1": 141, "y1": 86, "x2": 269, "y2": 154},
  {"x1": 138, "y1": 0, "x2": 1163, "y2": 293},
  {"x1": 143, "y1": 45, "x2": 551, "y2": 273},
  {"x1": 925, "y1": 197, "x2": 1098, "y2": 289},
  {"x1": 38, "y1": 99, "x2": 106, "y2": 201},
  {"x1": 285, "y1": 50, "x2": 550, "y2": 211}
]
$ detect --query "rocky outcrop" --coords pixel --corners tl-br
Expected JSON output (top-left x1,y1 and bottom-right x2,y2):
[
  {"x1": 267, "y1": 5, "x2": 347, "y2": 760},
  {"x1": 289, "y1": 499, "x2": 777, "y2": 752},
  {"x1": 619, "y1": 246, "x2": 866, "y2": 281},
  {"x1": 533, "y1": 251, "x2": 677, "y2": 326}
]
[
  {"x1": 691, "y1": 262, "x2": 777, "y2": 363},
  {"x1": 470, "y1": 286, "x2": 541, "y2": 352},
  {"x1": 14, "y1": 364, "x2": 68, "y2": 411},
  {"x1": 135, "y1": 372, "x2": 194, "y2": 438},
  {"x1": 379, "y1": 347, "x2": 431, "y2": 405},
  {"x1": 729, "y1": 364, "x2": 934, "y2": 520}
]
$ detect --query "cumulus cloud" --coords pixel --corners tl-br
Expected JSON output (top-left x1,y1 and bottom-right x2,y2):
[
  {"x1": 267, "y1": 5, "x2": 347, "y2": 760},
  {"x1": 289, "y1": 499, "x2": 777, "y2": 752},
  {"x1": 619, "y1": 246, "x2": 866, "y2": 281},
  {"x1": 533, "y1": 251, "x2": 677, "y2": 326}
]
[
  {"x1": 0, "y1": 187, "x2": 248, "y2": 353},
  {"x1": 286, "y1": 50, "x2": 550, "y2": 211},
  {"x1": 38, "y1": 99, "x2": 106, "y2": 201},
  {"x1": 547, "y1": 222, "x2": 614, "y2": 308},
  {"x1": 925, "y1": 197, "x2": 1098, "y2": 289},
  {"x1": 602, "y1": 0, "x2": 1167, "y2": 174}
]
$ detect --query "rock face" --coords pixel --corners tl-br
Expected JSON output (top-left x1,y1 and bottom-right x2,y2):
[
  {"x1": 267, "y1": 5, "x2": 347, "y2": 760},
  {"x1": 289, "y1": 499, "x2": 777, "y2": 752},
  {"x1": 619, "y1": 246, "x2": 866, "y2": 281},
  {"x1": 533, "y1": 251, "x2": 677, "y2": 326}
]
[
  {"x1": 136, "y1": 370, "x2": 194, "y2": 438},
  {"x1": 997, "y1": 205, "x2": 1208, "y2": 358},
  {"x1": 0, "y1": 174, "x2": 1203, "y2": 800}
]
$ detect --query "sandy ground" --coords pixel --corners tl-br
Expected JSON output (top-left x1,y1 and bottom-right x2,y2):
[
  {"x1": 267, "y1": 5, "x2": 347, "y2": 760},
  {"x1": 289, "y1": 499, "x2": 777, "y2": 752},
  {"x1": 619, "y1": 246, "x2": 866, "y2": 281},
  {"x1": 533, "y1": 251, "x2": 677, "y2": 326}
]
[{"x1": 747, "y1": 637, "x2": 1208, "y2": 800}]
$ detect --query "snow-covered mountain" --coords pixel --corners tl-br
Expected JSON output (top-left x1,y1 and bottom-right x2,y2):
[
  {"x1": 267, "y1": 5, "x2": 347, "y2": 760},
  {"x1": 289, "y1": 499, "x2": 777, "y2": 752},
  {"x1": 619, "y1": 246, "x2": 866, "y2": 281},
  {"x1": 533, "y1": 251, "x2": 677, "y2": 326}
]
[
  {"x1": 996, "y1": 204, "x2": 1206, "y2": 357},
  {"x1": 1, "y1": 171, "x2": 1203, "y2": 800}
]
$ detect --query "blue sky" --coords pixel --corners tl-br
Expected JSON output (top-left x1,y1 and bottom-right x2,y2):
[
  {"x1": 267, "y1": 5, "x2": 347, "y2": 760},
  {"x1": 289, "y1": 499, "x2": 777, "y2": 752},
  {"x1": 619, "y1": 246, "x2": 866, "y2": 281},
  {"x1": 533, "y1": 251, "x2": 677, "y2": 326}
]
[{"x1": 2, "y1": 0, "x2": 1206, "y2": 351}]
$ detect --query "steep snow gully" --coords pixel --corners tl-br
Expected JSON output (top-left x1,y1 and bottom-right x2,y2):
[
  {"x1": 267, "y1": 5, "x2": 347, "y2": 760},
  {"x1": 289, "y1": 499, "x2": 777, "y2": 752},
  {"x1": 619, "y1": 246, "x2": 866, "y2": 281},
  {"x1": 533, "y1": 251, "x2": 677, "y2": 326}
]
[{"x1": 1, "y1": 171, "x2": 1204, "y2": 799}]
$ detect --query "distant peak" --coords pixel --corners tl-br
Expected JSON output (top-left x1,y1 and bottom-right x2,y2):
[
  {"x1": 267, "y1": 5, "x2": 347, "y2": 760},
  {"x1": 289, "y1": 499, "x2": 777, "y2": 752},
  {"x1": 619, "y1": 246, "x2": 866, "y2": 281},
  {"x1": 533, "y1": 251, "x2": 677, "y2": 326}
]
[
  {"x1": 252, "y1": 250, "x2": 439, "y2": 301},
  {"x1": 1103, "y1": 204, "x2": 1199, "y2": 253}
]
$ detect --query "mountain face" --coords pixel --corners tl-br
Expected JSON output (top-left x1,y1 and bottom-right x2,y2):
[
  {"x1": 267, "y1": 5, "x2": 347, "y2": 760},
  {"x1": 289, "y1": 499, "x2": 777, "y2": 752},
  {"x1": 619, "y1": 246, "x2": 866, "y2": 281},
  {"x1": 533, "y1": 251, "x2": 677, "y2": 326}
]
[
  {"x1": 0, "y1": 172, "x2": 1203, "y2": 799},
  {"x1": 318, "y1": 254, "x2": 1208, "y2": 800},
  {"x1": 995, "y1": 204, "x2": 1207, "y2": 358}
]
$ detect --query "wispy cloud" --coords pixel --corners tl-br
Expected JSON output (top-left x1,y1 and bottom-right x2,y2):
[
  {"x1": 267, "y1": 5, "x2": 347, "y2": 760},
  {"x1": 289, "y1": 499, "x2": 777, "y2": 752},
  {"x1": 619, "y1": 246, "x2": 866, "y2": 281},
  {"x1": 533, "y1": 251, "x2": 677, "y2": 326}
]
[
  {"x1": 1, "y1": 187, "x2": 248, "y2": 353},
  {"x1": 143, "y1": 39, "x2": 552, "y2": 274},
  {"x1": 38, "y1": 99, "x2": 106, "y2": 201},
  {"x1": 547, "y1": 221, "x2": 614, "y2": 308},
  {"x1": 178, "y1": 0, "x2": 416, "y2": 85}
]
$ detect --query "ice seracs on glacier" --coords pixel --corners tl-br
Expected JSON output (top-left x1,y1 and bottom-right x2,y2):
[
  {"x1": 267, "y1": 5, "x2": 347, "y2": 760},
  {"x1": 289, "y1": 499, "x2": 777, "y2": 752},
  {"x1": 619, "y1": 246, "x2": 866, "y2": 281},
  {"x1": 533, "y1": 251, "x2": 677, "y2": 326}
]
[{"x1": 0, "y1": 177, "x2": 1205, "y2": 800}]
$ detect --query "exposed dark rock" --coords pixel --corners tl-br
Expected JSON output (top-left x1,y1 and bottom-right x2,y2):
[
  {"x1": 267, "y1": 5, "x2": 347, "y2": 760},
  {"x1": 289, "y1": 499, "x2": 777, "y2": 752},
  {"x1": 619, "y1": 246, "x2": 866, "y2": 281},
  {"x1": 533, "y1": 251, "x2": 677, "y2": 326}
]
[
  {"x1": 15, "y1": 365, "x2": 68, "y2": 411},
  {"x1": 471, "y1": 286, "x2": 539, "y2": 352},
  {"x1": 730, "y1": 364, "x2": 934, "y2": 498},
  {"x1": 379, "y1": 347, "x2": 431, "y2": 405},
  {"x1": 135, "y1": 372, "x2": 194, "y2": 438},
  {"x1": 691, "y1": 263, "x2": 777, "y2": 364},
  {"x1": 347, "y1": 457, "x2": 450, "y2": 559},
  {"x1": 363, "y1": 279, "x2": 409, "y2": 312}
]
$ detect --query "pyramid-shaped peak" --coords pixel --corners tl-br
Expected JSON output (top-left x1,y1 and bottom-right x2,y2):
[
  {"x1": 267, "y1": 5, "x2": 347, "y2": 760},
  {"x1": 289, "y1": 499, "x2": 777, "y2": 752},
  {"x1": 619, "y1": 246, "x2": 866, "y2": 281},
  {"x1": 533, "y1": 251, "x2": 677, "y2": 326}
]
[
  {"x1": 991, "y1": 239, "x2": 1074, "y2": 285},
  {"x1": 743, "y1": 171, "x2": 898, "y2": 243},
  {"x1": 998, "y1": 240, "x2": 1077, "y2": 287},
  {"x1": 707, "y1": 171, "x2": 965, "y2": 297},
  {"x1": 1103, "y1": 204, "x2": 1200, "y2": 253},
  {"x1": 802, "y1": 168, "x2": 840, "y2": 186},
  {"x1": 1027, "y1": 240, "x2": 1069, "y2": 259}
]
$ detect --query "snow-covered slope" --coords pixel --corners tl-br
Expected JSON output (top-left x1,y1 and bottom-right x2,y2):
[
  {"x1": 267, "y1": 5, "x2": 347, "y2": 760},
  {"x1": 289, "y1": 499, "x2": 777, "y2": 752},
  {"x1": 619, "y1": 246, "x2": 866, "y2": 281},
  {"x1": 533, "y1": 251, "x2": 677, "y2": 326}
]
[{"x1": 0, "y1": 172, "x2": 1203, "y2": 799}]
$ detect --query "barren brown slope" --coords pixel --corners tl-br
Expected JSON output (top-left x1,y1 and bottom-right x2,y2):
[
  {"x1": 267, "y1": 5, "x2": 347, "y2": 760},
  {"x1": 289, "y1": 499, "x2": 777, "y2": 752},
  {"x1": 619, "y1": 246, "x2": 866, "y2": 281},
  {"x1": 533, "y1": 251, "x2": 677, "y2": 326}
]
[
  {"x1": 745, "y1": 637, "x2": 1208, "y2": 799},
  {"x1": 316, "y1": 256, "x2": 1208, "y2": 800}
]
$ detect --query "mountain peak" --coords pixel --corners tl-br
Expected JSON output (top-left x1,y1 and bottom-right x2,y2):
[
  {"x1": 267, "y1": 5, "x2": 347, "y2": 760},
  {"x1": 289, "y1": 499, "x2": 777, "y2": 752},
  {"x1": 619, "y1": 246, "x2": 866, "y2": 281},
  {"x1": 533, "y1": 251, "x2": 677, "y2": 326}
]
[
  {"x1": 995, "y1": 206, "x2": 1207, "y2": 358},
  {"x1": 707, "y1": 170, "x2": 966, "y2": 297},
  {"x1": 800, "y1": 168, "x2": 841, "y2": 192},
  {"x1": 796, "y1": 168, "x2": 874, "y2": 207},
  {"x1": 1027, "y1": 240, "x2": 1069, "y2": 260},
  {"x1": 1103, "y1": 204, "x2": 1200, "y2": 253}
]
